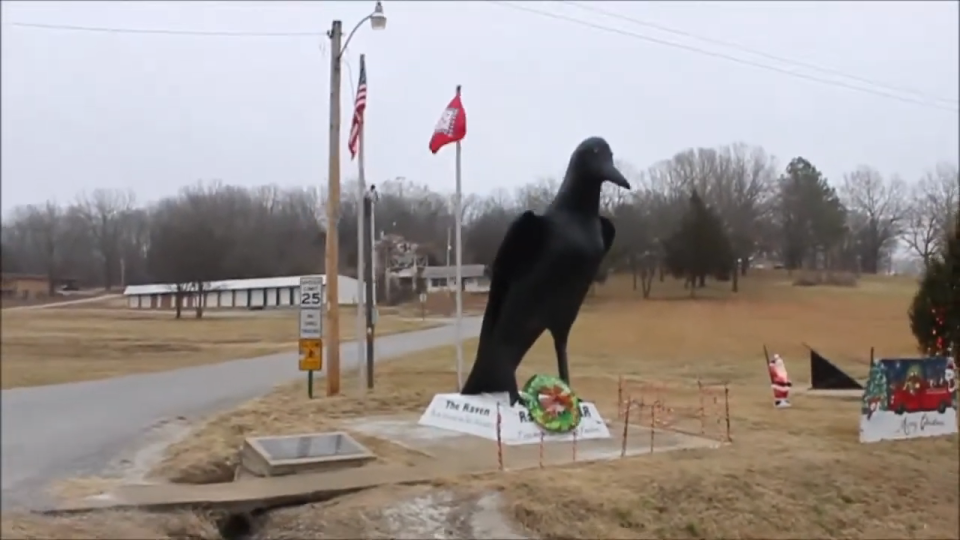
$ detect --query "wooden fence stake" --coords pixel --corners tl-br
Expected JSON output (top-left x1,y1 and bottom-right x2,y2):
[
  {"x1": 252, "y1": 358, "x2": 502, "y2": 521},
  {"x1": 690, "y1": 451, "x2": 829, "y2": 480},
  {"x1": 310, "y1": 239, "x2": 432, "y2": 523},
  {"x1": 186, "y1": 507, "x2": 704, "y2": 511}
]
[
  {"x1": 621, "y1": 396, "x2": 632, "y2": 458},
  {"x1": 539, "y1": 431, "x2": 544, "y2": 469},
  {"x1": 617, "y1": 375, "x2": 624, "y2": 420},
  {"x1": 724, "y1": 383, "x2": 732, "y2": 442},
  {"x1": 496, "y1": 403, "x2": 504, "y2": 471},
  {"x1": 649, "y1": 401, "x2": 656, "y2": 454},
  {"x1": 697, "y1": 377, "x2": 706, "y2": 435},
  {"x1": 572, "y1": 429, "x2": 578, "y2": 462}
]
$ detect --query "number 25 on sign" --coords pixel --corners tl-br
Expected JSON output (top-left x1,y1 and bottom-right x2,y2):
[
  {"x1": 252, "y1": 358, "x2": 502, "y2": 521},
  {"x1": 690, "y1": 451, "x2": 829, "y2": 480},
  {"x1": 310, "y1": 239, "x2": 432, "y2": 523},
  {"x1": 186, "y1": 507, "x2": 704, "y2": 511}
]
[
  {"x1": 299, "y1": 338, "x2": 322, "y2": 371},
  {"x1": 300, "y1": 290, "x2": 322, "y2": 307}
]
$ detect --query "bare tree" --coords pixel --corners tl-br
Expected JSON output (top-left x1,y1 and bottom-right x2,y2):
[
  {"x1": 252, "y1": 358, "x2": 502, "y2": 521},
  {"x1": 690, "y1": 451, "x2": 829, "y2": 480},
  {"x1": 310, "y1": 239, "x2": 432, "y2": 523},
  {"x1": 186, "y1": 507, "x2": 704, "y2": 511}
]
[
  {"x1": 715, "y1": 144, "x2": 777, "y2": 277},
  {"x1": 146, "y1": 186, "x2": 234, "y2": 318},
  {"x1": 77, "y1": 189, "x2": 136, "y2": 290},
  {"x1": 11, "y1": 202, "x2": 65, "y2": 295},
  {"x1": 514, "y1": 177, "x2": 558, "y2": 214},
  {"x1": 903, "y1": 163, "x2": 959, "y2": 265},
  {"x1": 463, "y1": 195, "x2": 516, "y2": 266},
  {"x1": 904, "y1": 192, "x2": 944, "y2": 268},
  {"x1": 118, "y1": 207, "x2": 152, "y2": 285},
  {"x1": 841, "y1": 166, "x2": 907, "y2": 273}
]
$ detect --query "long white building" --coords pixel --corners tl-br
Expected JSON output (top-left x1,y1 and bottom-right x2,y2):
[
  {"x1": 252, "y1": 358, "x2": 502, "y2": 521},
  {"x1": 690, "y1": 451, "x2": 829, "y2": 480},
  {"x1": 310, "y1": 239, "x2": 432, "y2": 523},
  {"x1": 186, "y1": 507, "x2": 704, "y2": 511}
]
[{"x1": 123, "y1": 274, "x2": 360, "y2": 310}]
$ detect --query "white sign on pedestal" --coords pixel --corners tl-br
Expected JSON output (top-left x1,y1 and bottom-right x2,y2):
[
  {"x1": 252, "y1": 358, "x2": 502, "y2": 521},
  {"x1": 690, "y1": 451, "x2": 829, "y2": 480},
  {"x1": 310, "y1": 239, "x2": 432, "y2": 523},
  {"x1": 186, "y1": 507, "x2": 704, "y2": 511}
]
[
  {"x1": 860, "y1": 409, "x2": 958, "y2": 443},
  {"x1": 418, "y1": 393, "x2": 611, "y2": 445}
]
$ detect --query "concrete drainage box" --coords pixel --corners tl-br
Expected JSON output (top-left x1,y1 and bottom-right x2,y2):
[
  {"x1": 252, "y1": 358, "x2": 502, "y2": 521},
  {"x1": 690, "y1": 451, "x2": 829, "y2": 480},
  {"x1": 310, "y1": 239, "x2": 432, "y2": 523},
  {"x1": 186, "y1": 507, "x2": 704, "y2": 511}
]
[{"x1": 241, "y1": 432, "x2": 376, "y2": 478}]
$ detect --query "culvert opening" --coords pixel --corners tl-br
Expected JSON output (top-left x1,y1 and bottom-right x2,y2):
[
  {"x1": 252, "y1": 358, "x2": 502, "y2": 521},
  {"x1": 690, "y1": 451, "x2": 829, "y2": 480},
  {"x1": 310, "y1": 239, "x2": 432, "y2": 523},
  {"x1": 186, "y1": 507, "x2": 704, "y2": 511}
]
[
  {"x1": 213, "y1": 488, "x2": 367, "y2": 540},
  {"x1": 216, "y1": 511, "x2": 258, "y2": 540}
]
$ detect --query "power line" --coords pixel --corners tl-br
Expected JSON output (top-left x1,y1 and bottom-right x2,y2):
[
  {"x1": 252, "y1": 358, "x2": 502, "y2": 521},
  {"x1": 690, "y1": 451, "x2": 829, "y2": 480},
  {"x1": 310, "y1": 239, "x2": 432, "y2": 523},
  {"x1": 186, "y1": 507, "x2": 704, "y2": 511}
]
[
  {"x1": 562, "y1": 1, "x2": 958, "y2": 107},
  {"x1": 488, "y1": 1, "x2": 959, "y2": 113},
  {"x1": 7, "y1": 21, "x2": 323, "y2": 38},
  {"x1": 10, "y1": 11, "x2": 958, "y2": 113},
  {"x1": 11, "y1": 19, "x2": 365, "y2": 102}
]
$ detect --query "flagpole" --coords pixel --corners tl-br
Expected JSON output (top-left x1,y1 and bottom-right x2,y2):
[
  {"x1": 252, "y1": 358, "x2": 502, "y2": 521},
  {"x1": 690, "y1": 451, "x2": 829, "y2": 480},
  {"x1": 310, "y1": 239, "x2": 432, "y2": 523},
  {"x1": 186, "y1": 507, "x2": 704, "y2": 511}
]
[
  {"x1": 454, "y1": 86, "x2": 464, "y2": 391},
  {"x1": 368, "y1": 185, "x2": 377, "y2": 375},
  {"x1": 355, "y1": 54, "x2": 367, "y2": 394}
]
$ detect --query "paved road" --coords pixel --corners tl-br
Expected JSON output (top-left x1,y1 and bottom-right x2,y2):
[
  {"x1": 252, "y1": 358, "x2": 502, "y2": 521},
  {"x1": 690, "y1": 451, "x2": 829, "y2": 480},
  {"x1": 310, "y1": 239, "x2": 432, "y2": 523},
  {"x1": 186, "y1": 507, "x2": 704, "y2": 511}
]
[{"x1": 0, "y1": 317, "x2": 482, "y2": 511}]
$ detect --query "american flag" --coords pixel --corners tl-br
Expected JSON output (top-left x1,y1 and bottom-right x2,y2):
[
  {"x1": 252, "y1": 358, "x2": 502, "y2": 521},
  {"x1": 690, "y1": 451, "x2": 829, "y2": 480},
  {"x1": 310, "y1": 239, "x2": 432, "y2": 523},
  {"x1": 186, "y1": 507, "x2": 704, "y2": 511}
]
[{"x1": 348, "y1": 56, "x2": 367, "y2": 160}]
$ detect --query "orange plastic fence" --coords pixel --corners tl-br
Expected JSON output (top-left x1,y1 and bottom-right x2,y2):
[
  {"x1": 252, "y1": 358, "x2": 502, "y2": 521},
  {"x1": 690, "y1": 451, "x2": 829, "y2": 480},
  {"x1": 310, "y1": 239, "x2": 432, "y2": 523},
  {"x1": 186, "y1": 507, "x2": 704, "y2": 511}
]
[{"x1": 616, "y1": 375, "x2": 732, "y2": 442}]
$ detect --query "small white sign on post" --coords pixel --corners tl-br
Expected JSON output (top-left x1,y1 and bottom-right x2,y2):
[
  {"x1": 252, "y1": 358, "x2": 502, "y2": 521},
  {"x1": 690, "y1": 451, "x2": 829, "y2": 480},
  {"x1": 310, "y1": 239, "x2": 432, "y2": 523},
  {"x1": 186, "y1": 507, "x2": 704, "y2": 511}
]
[
  {"x1": 298, "y1": 276, "x2": 324, "y2": 373},
  {"x1": 299, "y1": 310, "x2": 322, "y2": 340},
  {"x1": 299, "y1": 277, "x2": 324, "y2": 308}
]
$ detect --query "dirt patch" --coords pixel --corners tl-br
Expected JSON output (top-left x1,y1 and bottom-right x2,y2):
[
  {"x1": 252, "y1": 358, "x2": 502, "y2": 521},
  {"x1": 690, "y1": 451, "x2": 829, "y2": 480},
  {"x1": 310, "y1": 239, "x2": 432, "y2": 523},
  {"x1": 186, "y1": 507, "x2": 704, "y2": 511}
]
[
  {"x1": 254, "y1": 485, "x2": 527, "y2": 539},
  {"x1": 3, "y1": 485, "x2": 527, "y2": 540},
  {"x1": 0, "y1": 509, "x2": 222, "y2": 540}
]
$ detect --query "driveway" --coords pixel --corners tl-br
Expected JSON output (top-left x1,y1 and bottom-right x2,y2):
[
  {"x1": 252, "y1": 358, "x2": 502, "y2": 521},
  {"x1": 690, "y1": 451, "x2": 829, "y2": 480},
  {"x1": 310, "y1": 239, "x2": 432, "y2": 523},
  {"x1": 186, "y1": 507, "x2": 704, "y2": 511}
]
[{"x1": 0, "y1": 317, "x2": 482, "y2": 511}]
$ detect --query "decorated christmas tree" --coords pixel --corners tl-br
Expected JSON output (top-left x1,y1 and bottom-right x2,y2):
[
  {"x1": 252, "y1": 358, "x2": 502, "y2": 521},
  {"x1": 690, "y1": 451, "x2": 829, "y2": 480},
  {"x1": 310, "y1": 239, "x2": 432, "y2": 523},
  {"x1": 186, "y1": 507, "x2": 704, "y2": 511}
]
[
  {"x1": 909, "y1": 216, "x2": 960, "y2": 358},
  {"x1": 862, "y1": 361, "x2": 889, "y2": 419}
]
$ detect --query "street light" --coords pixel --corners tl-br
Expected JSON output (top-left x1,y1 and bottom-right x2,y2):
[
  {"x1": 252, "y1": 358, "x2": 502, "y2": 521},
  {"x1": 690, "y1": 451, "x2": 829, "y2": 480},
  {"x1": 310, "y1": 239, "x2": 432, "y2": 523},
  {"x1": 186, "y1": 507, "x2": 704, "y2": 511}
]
[
  {"x1": 343, "y1": 1, "x2": 387, "y2": 53},
  {"x1": 369, "y1": 2, "x2": 387, "y2": 30},
  {"x1": 325, "y1": 1, "x2": 386, "y2": 397}
]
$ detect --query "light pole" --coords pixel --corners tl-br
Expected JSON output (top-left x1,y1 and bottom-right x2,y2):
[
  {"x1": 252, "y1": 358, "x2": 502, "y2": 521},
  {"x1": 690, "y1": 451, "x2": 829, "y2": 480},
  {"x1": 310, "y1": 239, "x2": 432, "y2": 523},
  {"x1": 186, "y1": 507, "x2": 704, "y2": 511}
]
[{"x1": 326, "y1": 1, "x2": 386, "y2": 397}]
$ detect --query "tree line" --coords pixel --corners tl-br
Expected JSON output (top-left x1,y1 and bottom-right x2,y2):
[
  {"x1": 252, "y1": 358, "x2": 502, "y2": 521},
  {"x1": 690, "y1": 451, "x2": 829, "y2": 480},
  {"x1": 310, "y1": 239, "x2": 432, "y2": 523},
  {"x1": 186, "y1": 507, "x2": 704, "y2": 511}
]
[{"x1": 2, "y1": 142, "x2": 957, "y2": 301}]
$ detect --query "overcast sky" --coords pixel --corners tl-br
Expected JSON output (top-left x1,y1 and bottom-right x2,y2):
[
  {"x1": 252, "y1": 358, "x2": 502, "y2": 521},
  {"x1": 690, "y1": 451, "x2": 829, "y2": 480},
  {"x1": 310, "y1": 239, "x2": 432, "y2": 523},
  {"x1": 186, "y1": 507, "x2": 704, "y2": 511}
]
[{"x1": 1, "y1": 1, "x2": 957, "y2": 212}]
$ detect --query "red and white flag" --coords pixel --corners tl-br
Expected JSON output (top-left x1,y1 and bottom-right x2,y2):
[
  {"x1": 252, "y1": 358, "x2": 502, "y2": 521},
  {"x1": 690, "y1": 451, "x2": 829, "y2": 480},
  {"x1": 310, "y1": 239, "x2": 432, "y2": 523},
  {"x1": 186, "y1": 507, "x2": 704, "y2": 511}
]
[
  {"x1": 428, "y1": 86, "x2": 467, "y2": 154},
  {"x1": 348, "y1": 55, "x2": 368, "y2": 160}
]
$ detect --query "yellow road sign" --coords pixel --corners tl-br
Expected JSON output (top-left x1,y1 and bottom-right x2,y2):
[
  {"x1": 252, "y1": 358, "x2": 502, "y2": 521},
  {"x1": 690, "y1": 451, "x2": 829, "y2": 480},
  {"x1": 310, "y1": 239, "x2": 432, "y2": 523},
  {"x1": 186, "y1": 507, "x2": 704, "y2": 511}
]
[{"x1": 299, "y1": 338, "x2": 322, "y2": 371}]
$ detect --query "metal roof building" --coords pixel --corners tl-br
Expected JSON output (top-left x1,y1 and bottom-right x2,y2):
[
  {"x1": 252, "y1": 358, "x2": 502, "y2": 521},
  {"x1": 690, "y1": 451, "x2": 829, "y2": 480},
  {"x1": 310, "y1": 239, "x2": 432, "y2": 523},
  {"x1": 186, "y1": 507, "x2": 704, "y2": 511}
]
[{"x1": 122, "y1": 274, "x2": 360, "y2": 310}]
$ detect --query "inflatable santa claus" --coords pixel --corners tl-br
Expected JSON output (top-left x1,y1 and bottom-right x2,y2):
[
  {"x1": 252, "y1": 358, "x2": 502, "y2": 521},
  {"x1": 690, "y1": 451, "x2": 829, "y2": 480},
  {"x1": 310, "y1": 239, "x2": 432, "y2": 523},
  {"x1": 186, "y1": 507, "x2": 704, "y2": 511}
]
[{"x1": 768, "y1": 353, "x2": 792, "y2": 408}]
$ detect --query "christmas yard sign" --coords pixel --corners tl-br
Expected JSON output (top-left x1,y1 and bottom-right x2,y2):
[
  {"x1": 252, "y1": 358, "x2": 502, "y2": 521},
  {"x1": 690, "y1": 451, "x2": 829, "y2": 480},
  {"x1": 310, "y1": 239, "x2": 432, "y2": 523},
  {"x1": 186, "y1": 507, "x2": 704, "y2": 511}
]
[{"x1": 860, "y1": 356, "x2": 958, "y2": 443}]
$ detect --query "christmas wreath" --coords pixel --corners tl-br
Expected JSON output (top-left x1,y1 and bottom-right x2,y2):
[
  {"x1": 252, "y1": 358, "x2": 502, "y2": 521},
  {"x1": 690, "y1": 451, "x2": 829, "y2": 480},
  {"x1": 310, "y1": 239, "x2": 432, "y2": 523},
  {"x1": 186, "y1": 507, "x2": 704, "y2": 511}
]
[{"x1": 519, "y1": 374, "x2": 583, "y2": 433}]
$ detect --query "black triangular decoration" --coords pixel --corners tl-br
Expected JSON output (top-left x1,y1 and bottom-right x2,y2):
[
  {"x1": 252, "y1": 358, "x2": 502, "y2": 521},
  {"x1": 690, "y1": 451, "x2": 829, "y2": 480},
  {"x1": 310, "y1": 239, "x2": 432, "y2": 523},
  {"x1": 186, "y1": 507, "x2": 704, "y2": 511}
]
[{"x1": 810, "y1": 349, "x2": 864, "y2": 390}]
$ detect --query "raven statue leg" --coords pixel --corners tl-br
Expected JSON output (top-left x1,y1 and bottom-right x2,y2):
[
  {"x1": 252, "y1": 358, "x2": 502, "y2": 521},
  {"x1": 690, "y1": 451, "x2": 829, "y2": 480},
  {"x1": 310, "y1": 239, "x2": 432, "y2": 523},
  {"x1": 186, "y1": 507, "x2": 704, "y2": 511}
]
[
  {"x1": 552, "y1": 330, "x2": 571, "y2": 385},
  {"x1": 507, "y1": 378, "x2": 522, "y2": 407}
]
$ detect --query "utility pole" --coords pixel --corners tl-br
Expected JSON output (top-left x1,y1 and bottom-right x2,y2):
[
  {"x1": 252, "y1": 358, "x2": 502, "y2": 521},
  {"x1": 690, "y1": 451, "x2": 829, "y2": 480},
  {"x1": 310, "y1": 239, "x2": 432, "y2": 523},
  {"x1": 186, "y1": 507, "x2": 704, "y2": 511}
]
[
  {"x1": 383, "y1": 233, "x2": 392, "y2": 305},
  {"x1": 363, "y1": 187, "x2": 377, "y2": 389},
  {"x1": 325, "y1": 19, "x2": 344, "y2": 396}
]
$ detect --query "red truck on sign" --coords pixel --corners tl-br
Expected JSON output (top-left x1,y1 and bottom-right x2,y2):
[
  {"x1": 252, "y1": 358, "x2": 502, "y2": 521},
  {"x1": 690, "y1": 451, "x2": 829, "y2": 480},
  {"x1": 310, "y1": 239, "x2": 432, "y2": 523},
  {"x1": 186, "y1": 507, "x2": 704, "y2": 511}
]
[{"x1": 889, "y1": 375, "x2": 955, "y2": 415}]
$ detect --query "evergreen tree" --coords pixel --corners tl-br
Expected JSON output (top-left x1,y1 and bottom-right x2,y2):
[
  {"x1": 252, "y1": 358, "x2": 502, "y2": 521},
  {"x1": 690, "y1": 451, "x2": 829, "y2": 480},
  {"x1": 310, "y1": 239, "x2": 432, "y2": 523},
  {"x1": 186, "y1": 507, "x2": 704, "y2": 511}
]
[
  {"x1": 909, "y1": 220, "x2": 960, "y2": 356},
  {"x1": 778, "y1": 157, "x2": 847, "y2": 270},
  {"x1": 662, "y1": 190, "x2": 732, "y2": 295}
]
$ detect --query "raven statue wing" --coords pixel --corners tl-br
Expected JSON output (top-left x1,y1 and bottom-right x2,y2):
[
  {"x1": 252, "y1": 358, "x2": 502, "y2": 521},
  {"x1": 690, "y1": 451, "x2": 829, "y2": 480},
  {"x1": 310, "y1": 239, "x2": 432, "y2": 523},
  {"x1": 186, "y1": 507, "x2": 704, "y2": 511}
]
[
  {"x1": 599, "y1": 216, "x2": 616, "y2": 254},
  {"x1": 462, "y1": 211, "x2": 545, "y2": 394},
  {"x1": 478, "y1": 210, "x2": 545, "y2": 353}
]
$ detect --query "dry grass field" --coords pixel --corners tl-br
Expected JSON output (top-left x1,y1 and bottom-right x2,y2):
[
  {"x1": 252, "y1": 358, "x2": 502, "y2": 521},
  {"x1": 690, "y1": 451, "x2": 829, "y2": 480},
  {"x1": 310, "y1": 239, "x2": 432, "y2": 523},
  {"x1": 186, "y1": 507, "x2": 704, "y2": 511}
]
[
  {"x1": 5, "y1": 270, "x2": 958, "y2": 539},
  {"x1": 0, "y1": 306, "x2": 435, "y2": 389}
]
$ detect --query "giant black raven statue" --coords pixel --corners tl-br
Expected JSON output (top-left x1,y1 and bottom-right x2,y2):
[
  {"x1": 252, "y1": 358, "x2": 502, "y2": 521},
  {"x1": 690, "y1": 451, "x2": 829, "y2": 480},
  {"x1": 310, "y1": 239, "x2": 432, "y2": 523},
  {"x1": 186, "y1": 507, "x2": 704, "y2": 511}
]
[{"x1": 460, "y1": 136, "x2": 631, "y2": 404}]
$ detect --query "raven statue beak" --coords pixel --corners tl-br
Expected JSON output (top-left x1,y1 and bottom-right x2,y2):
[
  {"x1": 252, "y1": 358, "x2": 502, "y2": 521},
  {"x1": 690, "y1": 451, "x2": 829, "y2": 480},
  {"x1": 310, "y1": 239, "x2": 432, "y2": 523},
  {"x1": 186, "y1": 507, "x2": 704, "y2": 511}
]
[{"x1": 603, "y1": 162, "x2": 631, "y2": 190}]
